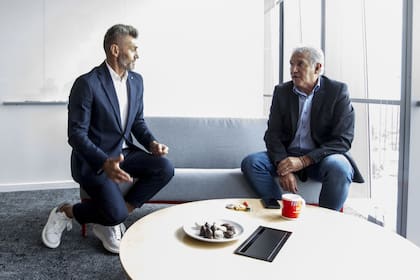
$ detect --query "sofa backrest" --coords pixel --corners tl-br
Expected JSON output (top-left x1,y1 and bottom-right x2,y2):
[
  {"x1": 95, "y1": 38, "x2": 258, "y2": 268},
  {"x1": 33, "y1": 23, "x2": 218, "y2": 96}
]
[{"x1": 144, "y1": 117, "x2": 267, "y2": 169}]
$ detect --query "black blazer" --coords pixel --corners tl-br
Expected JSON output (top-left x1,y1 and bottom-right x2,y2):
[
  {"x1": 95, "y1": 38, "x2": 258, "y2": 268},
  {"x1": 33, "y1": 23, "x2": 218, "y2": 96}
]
[
  {"x1": 68, "y1": 62, "x2": 156, "y2": 184},
  {"x1": 264, "y1": 75, "x2": 364, "y2": 183}
]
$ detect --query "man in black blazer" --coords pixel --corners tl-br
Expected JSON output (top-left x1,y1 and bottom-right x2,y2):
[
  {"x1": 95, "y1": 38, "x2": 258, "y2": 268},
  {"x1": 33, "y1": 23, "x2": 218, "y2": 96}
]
[
  {"x1": 42, "y1": 24, "x2": 174, "y2": 253},
  {"x1": 241, "y1": 46, "x2": 363, "y2": 211}
]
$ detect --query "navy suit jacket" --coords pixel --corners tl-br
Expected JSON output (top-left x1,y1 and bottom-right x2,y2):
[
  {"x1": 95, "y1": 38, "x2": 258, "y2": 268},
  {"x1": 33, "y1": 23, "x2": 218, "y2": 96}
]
[
  {"x1": 264, "y1": 75, "x2": 364, "y2": 183},
  {"x1": 68, "y1": 62, "x2": 156, "y2": 184}
]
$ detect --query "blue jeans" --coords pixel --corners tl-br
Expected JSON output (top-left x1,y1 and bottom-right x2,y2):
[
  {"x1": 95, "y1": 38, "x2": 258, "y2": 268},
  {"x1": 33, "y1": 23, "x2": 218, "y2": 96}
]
[{"x1": 241, "y1": 151, "x2": 354, "y2": 211}]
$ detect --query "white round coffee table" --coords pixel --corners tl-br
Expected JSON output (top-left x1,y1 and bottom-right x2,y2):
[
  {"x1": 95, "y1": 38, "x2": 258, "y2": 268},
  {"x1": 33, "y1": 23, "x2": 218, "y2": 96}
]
[{"x1": 120, "y1": 199, "x2": 420, "y2": 280}]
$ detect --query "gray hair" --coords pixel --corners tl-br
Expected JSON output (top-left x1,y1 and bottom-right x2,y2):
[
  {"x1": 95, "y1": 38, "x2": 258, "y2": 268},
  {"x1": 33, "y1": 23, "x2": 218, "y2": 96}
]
[
  {"x1": 103, "y1": 24, "x2": 138, "y2": 54},
  {"x1": 292, "y1": 46, "x2": 324, "y2": 74}
]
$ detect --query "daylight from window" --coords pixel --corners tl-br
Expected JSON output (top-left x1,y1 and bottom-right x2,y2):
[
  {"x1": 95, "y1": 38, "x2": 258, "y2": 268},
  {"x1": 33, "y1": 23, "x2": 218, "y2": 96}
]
[{"x1": 265, "y1": 0, "x2": 402, "y2": 231}]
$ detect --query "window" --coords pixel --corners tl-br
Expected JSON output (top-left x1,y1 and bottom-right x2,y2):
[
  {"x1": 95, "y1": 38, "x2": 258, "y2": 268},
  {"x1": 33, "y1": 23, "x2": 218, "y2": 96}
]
[
  {"x1": 324, "y1": 0, "x2": 402, "y2": 231},
  {"x1": 267, "y1": 0, "x2": 403, "y2": 231}
]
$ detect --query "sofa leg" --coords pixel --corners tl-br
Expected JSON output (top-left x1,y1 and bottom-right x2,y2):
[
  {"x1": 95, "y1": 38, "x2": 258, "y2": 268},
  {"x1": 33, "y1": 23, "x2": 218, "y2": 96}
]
[
  {"x1": 81, "y1": 223, "x2": 88, "y2": 237},
  {"x1": 80, "y1": 198, "x2": 91, "y2": 237}
]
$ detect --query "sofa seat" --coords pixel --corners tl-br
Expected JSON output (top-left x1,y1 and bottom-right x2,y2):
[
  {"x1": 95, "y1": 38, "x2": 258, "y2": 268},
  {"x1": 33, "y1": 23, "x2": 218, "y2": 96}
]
[
  {"x1": 150, "y1": 168, "x2": 322, "y2": 204},
  {"x1": 150, "y1": 168, "x2": 255, "y2": 202}
]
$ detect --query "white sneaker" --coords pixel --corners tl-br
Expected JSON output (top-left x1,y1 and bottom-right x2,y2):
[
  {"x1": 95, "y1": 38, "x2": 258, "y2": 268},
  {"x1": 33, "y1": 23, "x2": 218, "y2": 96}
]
[
  {"x1": 120, "y1": 223, "x2": 126, "y2": 235},
  {"x1": 92, "y1": 223, "x2": 125, "y2": 254},
  {"x1": 41, "y1": 205, "x2": 72, "y2": 248}
]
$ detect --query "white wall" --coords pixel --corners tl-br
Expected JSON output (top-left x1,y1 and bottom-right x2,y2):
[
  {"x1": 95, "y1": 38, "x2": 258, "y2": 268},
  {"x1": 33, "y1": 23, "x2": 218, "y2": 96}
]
[
  {"x1": 0, "y1": 106, "x2": 72, "y2": 186},
  {"x1": 0, "y1": 0, "x2": 264, "y2": 187}
]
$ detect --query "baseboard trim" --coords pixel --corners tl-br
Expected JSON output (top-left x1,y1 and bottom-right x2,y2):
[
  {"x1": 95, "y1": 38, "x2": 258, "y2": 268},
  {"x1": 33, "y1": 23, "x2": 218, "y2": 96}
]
[{"x1": 0, "y1": 180, "x2": 78, "y2": 192}]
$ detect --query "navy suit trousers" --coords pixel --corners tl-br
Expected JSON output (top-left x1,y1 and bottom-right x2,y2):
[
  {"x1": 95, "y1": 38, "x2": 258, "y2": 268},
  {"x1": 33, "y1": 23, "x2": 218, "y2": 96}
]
[{"x1": 72, "y1": 149, "x2": 174, "y2": 226}]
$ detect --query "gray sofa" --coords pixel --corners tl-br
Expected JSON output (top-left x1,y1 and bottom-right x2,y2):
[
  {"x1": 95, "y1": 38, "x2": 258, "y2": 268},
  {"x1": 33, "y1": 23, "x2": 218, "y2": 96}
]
[
  {"x1": 143, "y1": 117, "x2": 322, "y2": 204},
  {"x1": 81, "y1": 116, "x2": 322, "y2": 204}
]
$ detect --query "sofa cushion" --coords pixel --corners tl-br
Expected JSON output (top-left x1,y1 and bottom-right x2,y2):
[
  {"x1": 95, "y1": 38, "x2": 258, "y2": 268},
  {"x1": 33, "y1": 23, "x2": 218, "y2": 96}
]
[
  {"x1": 145, "y1": 117, "x2": 267, "y2": 169},
  {"x1": 276, "y1": 179, "x2": 322, "y2": 204},
  {"x1": 151, "y1": 168, "x2": 258, "y2": 202}
]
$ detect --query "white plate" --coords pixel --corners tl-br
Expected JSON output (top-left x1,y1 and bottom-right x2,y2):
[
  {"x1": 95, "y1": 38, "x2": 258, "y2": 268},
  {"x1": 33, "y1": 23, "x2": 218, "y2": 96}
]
[{"x1": 183, "y1": 219, "x2": 244, "y2": 243}]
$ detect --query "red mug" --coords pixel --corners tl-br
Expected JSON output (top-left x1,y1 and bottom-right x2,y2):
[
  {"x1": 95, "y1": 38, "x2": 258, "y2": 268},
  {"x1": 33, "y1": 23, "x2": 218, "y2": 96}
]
[{"x1": 282, "y1": 194, "x2": 305, "y2": 219}]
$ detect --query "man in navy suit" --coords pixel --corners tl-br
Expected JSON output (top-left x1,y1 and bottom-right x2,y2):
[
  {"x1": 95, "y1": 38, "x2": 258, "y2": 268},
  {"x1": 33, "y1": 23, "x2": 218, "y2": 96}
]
[
  {"x1": 241, "y1": 46, "x2": 363, "y2": 211},
  {"x1": 42, "y1": 24, "x2": 174, "y2": 253}
]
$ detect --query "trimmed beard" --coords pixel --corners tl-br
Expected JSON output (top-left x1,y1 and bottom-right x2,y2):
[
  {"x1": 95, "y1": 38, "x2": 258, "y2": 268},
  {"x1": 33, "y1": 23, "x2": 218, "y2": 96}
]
[{"x1": 118, "y1": 56, "x2": 135, "y2": 71}]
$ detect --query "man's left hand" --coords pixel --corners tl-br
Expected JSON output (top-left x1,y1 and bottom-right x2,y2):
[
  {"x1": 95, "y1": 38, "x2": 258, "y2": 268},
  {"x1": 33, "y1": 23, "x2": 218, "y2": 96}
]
[
  {"x1": 150, "y1": 141, "x2": 169, "y2": 156},
  {"x1": 277, "y1": 156, "x2": 303, "y2": 176}
]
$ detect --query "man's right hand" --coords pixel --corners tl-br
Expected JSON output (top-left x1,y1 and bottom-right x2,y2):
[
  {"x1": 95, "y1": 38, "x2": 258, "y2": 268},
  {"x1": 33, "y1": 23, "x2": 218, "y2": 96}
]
[
  {"x1": 278, "y1": 173, "x2": 298, "y2": 193},
  {"x1": 103, "y1": 154, "x2": 133, "y2": 184}
]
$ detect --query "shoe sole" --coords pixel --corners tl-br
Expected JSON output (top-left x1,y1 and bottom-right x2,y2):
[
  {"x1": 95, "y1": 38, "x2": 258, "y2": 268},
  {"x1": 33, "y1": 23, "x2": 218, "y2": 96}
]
[
  {"x1": 41, "y1": 208, "x2": 60, "y2": 249},
  {"x1": 92, "y1": 226, "x2": 120, "y2": 254}
]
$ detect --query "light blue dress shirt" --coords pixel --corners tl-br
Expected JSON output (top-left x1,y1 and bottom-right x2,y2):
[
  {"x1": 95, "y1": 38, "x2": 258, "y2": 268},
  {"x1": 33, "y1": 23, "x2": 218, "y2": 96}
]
[{"x1": 288, "y1": 79, "x2": 321, "y2": 155}]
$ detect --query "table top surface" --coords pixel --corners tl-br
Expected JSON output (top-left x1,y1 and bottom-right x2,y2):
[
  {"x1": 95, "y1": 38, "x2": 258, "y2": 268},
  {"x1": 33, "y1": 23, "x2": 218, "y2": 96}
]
[{"x1": 120, "y1": 198, "x2": 420, "y2": 280}]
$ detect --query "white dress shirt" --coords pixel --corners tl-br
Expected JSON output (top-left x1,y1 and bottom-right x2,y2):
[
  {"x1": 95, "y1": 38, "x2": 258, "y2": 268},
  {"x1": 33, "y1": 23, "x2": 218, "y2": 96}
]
[{"x1": 106, "y1": 62, "x2": 129, "y2": 148}]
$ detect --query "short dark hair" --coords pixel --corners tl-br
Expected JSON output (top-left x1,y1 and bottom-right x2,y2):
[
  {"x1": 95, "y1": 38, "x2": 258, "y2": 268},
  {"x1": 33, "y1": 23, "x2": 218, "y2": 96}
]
[{"x1": 103, "y1": 24, "x2": 138, "y2": 54}]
